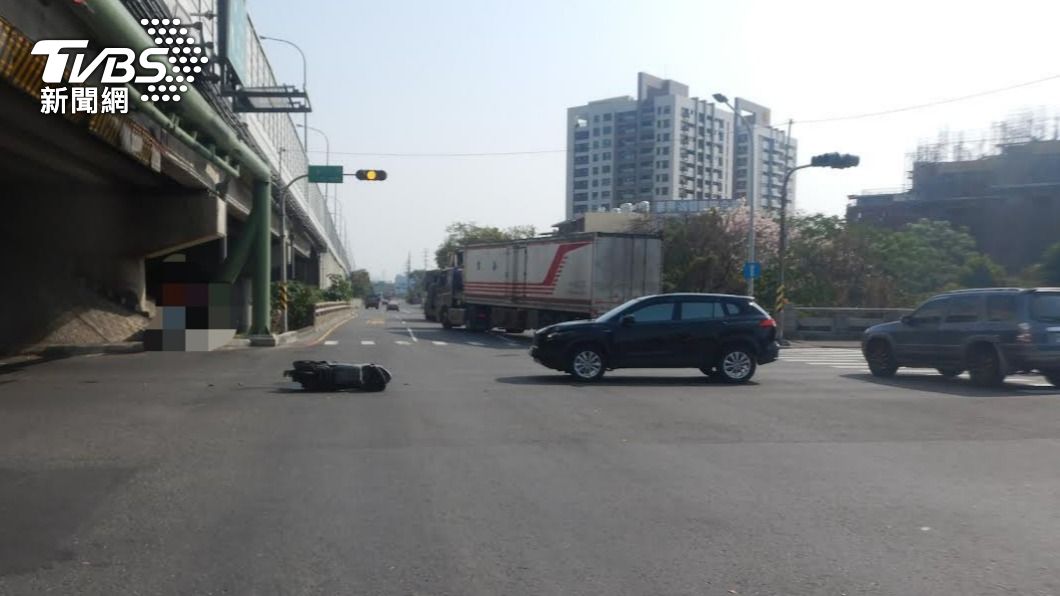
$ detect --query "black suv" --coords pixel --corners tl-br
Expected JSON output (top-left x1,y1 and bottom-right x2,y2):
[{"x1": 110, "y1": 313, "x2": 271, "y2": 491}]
[
  {"x1": 862, "y1": 288, "x2": 1060, "y2": 386},
  {"x1": 364, "y1": 295, "x2": 381, "y2": 309},
  {"x1": 530, "y1": 293, "x2": 779, "y2": 383}
]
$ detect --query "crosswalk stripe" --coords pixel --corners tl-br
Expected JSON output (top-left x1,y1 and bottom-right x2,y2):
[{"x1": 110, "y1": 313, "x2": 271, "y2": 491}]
[
  {"x1": 432, "y1": 341, "x2": 447, "y2": 346},
  {"x1": 469, "y1": 341, "x2": 485, "y2": 346},
  {"x1": 395, "y1": 340, "x2": 411, "y2": 345},
  {"x1": 361, "y1": 340, "x2": 375, "y2": 346},
  {"x1": 323, "y1": 340, "x2": 338, "y2": 346}
]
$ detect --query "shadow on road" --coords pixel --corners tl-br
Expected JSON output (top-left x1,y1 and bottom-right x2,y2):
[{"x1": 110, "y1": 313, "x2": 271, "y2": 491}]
[
  {"x1": 496, "y1": 374, "x2": 757, "y2": 388},
  {"x1": 841, "y1": 372, "x2": 1060, "y2": 397}
]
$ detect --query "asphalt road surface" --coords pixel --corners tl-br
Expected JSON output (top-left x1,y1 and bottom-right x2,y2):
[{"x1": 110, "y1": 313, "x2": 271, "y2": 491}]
[{"x1": 2, "y1": 306, "x2": 1059, "y2": 595}]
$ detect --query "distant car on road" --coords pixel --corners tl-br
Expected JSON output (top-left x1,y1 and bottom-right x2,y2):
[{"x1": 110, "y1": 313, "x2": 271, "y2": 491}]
[
  {"x1": 862, "y1": 288, "x2": 1060, "y2": 386},
  {"x1": 387, "y1": 302, "x2": 400, "y2": 312},
  {"x1": 530, "y1": 293, "x2": 779, "y2": 383},
  {"x1": 365, "y1": 295, "x2": 381, "y2": 309}
]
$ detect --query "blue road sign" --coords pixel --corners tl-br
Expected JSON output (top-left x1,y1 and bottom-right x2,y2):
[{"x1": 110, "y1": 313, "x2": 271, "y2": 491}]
[{"x1": 743, "y1": 261, "x2": 762, "y2": 280}]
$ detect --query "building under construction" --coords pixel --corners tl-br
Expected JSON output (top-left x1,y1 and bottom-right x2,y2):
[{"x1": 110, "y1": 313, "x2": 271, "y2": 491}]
[{"x1": 847, "y1": 112, "x2": 1060, "y2": 269}]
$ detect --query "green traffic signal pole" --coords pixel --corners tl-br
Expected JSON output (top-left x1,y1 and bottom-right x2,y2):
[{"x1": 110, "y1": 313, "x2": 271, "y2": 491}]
[
  {"x1": 776, "y1": 154, "x2": 859, "y2": 343},
  {"x1": 776, "y1": 163, "x2": 814, "y2": 344},
  {"x1": 275, "y1": 171, "x2": 380, "y2": 331}
]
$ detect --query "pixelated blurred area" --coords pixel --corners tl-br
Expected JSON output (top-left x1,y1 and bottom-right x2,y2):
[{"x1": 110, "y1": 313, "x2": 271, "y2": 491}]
[{"x1": 143, "y1": 254, "x2": 237, "y2": 351}]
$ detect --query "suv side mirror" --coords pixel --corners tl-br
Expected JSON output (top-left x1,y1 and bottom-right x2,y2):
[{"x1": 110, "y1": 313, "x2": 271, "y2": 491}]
[
  {"x1": 620, "y1": 314, "x2": 636, "y2": 327},
  {"x1": 901, "y1": 315, "x2": 914, "y2": 325}
]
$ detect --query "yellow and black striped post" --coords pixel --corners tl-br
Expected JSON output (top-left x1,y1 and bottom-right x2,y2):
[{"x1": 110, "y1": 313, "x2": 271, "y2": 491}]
[
  {"x1": 278, "y1": 283, "x2": 289, "y2": 311},
  {"x1": 775, "y1": 284, "x2": 790, "y2": 344}
]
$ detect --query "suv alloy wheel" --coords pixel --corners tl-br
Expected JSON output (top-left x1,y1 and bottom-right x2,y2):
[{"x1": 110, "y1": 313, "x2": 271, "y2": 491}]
[
  {"x1": 717, "y1": 346, "x2": 756, "y2": 383},
  {"x1": 568, "y1": 345, "x2": 605, "y2": 381}
]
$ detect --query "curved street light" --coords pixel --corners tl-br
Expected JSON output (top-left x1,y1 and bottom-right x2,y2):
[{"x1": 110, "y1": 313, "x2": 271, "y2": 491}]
[
  {"x1": 259, "y1": 36, "x2": 309, "y2": 159},
  {"x1": 714, "y1": 92, "x2": 757, "y2": 295}
]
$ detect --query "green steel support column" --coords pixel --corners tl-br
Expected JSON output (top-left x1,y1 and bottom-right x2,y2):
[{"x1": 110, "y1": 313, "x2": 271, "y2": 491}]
[
  {"x1": 251, "y1": 179, "x2": 272, "y2": 335},
  {"x1": 216, "y1": 209, "x2": 259, "y2": 284}
]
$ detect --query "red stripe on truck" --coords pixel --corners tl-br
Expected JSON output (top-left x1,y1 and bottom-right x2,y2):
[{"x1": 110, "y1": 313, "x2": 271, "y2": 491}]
[{"x1": 464, "y1": 241, "x2": 591, "y2": 288}]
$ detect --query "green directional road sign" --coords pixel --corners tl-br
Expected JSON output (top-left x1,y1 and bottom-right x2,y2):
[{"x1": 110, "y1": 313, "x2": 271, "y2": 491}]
[{"x1": 308, "y1": 165, "x2": 344, "y2": 184}]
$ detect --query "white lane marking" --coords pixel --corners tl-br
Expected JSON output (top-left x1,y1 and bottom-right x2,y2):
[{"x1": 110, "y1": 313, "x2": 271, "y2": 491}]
[
  {"x1": 395, "y1": 340, "x2": 411, "y2": 346},
  {"x1": 831, "y1": 365, "x2": 870, "y2": 369},
  {"x1": 406, "y1": 327, "x2": 418, "y2": 343},
  {"x1": 361, "y1": 340, "x2": 375, "y2": 346},
  {"x1": 432, "y1": 340, "x2": 448, "y2": 346},
  {"x1": 469, "y1": 341, "x2": 485, "y2": 347},
  {"x1": 323, "y1": 340, "x2": 338, "y2": 346}
]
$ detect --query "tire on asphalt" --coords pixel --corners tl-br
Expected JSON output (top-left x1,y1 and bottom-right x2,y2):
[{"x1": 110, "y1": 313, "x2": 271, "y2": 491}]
[
  {"x1": 567, "y1": 344, "x2": 606, "y2": 382},
  {"x1": 440, "y1": 308, "x2": 453, "y2": 329},
  {"x1": 937, "y1": 368, "x2": 962, "y2": 378},
  {"x1": 716, "y1": 345, "x2": 757, "y2": 384},
  {"x1": 967, "y1": 343, "x2": 1005, "y2": 387},
  {"x1": 865, "y1": 339, "x2": 898, "y2": 378}
]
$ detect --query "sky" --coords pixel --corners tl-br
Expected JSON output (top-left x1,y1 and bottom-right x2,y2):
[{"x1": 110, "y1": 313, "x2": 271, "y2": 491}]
[{"x1": 248, "y1": 0, "x2": 1060, "y2": 281}]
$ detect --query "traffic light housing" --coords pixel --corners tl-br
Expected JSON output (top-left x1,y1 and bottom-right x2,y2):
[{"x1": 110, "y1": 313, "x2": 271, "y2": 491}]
[
  {"x1": 810, "y1": 153, "x2": 860, "y2": 169},
  {"x1": 355, "y1": 169, "x2": 387, "y2": 181}
]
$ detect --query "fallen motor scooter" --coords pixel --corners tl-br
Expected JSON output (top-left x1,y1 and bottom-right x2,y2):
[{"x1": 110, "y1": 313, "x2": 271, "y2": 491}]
[{"x1": 284, "y1": 361, "x2": 392, "y2": 392}]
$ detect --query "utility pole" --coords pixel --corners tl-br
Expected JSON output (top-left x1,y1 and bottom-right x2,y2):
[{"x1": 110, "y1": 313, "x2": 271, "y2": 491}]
[{"x1": 278, "y1": 147, "x2": 288, "y2": 334}]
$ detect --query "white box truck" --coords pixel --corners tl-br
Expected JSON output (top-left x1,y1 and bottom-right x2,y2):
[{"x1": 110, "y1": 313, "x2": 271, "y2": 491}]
[{"x1": 426, "y1": 232, "x2": 662, "y2": 332}]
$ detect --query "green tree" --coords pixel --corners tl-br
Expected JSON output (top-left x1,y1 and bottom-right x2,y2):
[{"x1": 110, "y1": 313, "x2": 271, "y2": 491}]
[
  {"x1": 957, "y1": 254, "x2": 1008, "y2": 288},
  {"x1": 659, "y1": 211, "x2": 745, "y2": 294},
  {"x1": 272, "y1": 280, "x2": 321, "y2": 330},
  {"x1": 348, "y1": 269, "x2": 373, "y2": 298},
  {"x1": 1038, "y1": 241, "x2": 1060, "y2": 285},
  {"x1": 435, "y1": 222, "x2": 536, "y2": 268},
  {"x1": 322, "y1": 273, "x2": 354, "y2": 302},
  {"x1": 872, "y1": 219, "x2": 978, "y2": 302}
]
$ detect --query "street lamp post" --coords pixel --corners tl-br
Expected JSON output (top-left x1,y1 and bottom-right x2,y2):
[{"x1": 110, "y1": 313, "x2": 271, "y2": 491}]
[
  {"x1": 259, "y1": 36, "x2": 309, "y2": 165},
  {"x1": 714, "y1": 93, "x2": 756, "y2": 296},
  {"x1": 296, "y1": 124, "x2": 332, "y2": 216}
]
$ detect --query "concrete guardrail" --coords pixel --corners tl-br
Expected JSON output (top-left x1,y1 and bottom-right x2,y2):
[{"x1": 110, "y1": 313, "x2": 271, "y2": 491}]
[
  {"x1": 783, "y1": 305, "x2": 913, "y2": 340},
  {"x1": 310, "y1": 299, "x2": 362, "y2": 329}
]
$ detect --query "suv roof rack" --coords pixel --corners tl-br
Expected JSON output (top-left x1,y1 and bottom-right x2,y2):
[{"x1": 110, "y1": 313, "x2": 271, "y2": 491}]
[{"x1": 942, "y1": 287, "x2": 1026, "y2": 295}]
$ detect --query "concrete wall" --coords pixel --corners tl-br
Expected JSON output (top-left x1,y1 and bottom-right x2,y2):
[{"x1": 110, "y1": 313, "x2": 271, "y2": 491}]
[{"x1": 318, "y1": 252, "x2": 347, "y2": 289}]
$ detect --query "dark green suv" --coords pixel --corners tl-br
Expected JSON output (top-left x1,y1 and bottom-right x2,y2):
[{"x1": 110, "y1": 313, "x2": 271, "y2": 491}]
[{"x1": 862, "y1": 288, "x2": 1060, "y2": 386}]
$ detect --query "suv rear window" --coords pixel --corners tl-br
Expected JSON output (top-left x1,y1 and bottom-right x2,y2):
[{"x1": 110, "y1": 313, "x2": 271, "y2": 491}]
[
  {"x1": 680, "y1": 301, "x2": 723, "y2": 320},
  {"x1": 719, "y1": 300, "x2": 768, "y2": 318},
  {"x1": 1030, "y1": 293, "x2": 1060, "y2": 322},
  {"x1": 986, "y1": 295, "x2": 1016, "y2": 321}
]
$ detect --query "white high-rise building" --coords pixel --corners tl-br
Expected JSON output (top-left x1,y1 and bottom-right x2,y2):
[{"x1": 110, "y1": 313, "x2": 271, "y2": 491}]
[{"x1": 565, "y1": 73, "x2": 796, "y2": 219}]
